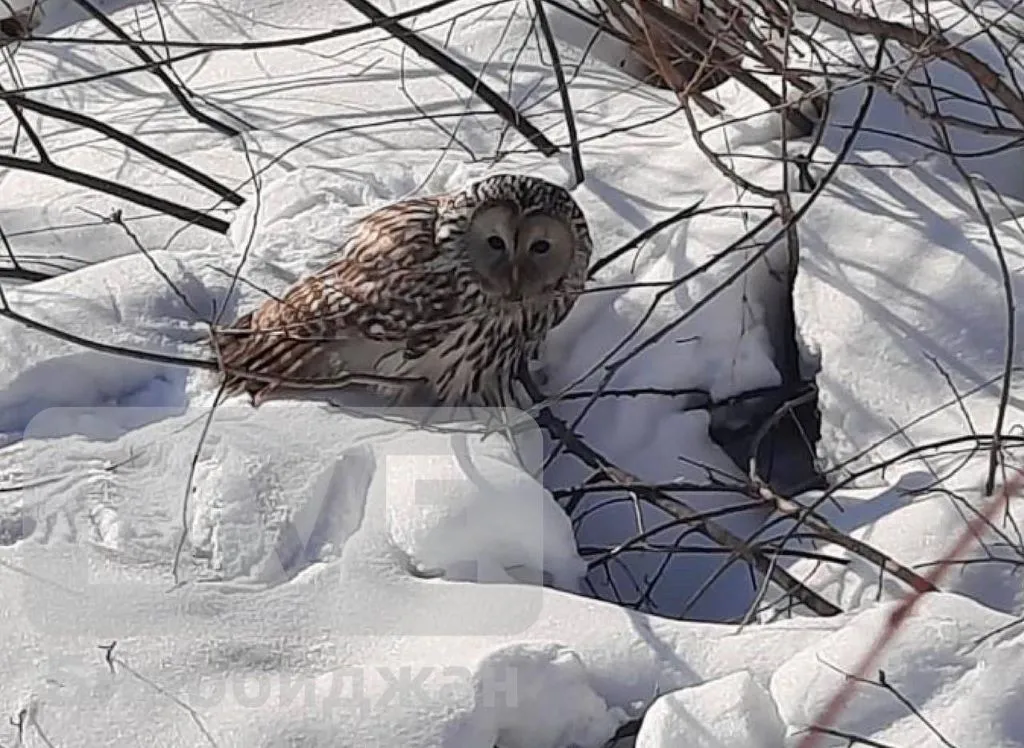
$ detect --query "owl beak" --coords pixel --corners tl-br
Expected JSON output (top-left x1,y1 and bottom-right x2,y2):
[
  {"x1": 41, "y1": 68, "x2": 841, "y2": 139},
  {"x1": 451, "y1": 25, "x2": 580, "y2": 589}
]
[{"x1": 508, "y1": 263, "x2": 522, "y2": 300}]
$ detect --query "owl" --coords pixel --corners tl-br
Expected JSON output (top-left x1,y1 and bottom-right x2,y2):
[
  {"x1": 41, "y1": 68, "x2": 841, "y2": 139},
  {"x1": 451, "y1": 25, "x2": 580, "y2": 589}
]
[{"x1": 210, "y1": 173, "x2": 594, "y2": 409}]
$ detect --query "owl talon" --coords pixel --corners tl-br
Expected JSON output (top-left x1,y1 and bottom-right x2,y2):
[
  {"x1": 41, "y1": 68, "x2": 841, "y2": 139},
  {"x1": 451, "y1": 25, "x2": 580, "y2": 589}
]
[{"x1": 250, "y1": 385, "x2": 277, "y2": 408}]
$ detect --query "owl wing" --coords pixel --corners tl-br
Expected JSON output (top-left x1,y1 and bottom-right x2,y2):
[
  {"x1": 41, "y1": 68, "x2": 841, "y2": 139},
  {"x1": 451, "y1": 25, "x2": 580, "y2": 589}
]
[{"x1": 212, "y1": 195, "x2": 465, "y2": 399}]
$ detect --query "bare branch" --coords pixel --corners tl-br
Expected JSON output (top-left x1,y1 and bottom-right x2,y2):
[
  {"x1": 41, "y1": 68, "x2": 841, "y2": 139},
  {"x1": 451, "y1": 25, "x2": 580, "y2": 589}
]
[
  {"x1": 532, "y1": 0, "x2": 584, "y2": 185},
  {"x1": 5, "y1": 92, "x2": 245, "y2": 206},
  {"x1": 0, "y1": 154, "x2": 231, "y2": 234},
  {"x1": 792, "y1": 0, "x2": 1024, "y2": 126},
  {"x1": 67, "y1": 0, "x2": 240, "y2": 137},
  {"x1": 519, "y1": 366, "x2": 842, "y2": 616},
  {"x1": 344, "y1": 0, "x2": 559, "y2": 156}
]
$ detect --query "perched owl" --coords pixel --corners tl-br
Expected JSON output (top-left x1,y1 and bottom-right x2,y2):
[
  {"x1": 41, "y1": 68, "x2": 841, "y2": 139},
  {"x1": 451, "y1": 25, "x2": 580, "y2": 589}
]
[{"x1": 211, "y1": 173, "x2": 593, "y2": 409}]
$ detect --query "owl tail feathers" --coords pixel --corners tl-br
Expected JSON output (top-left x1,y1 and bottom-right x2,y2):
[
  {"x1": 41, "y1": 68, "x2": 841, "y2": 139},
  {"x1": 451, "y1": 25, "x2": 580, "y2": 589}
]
[{"x1": 209, "y1": 313, "x2": 321, "y2": 407}]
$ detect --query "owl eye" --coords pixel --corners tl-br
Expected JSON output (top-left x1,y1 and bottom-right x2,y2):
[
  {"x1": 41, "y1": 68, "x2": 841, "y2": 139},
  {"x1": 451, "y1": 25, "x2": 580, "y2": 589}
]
[
  {"x1": 529, "y1": 239, "x2": 551, "y2": 255},
  {"x1": 487, "y1": 235, "x2": 506, "y2": 251}
]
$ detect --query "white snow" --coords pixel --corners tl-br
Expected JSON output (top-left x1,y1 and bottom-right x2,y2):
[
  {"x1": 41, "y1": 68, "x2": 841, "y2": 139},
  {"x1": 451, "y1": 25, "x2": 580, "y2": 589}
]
[
  {"x1": 636, "y1": 670, "x2": 785, "y2": 748},
  {"x1": 0, "y1": 0, "x2": 1022, "y2": 744},
  {"x1": 771, "y1": 593, "x2": 1024, "y2": 748}
]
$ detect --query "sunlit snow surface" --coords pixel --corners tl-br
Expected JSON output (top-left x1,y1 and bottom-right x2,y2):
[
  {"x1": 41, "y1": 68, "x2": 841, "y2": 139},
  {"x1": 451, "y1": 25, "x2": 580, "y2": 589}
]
[{"x1": 0, "y1": 0, "x2": 1022, "y2": 744}]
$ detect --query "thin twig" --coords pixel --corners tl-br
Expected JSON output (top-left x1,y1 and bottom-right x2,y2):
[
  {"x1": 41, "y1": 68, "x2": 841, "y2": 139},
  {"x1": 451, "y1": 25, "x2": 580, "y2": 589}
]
[
  {"x1": 344, "y1": 0, "x2": 559, "y2": 155},
  {"x1": 531, "y1": 0, "x2": 584, "y2": 185},
  {"x1": 588, "y1": 198, "x2": 706, "y2": 278},
  {"x1": 520, "y1": 368, "x2": 841, "y2": 616},
  {"x1": 0, "y1": 81, "x2": 47, "y2": 161},
  {"x1": 796, "y1": 470, "x2": 1024, "y2": 748},
  {"x1": 7, "y1": 93, "x2": 244, "y2": 206},
  {"x1": 792, "y1": 0, "x2": 1024, "y2": 126},
  {"x1": 0, "y1": 154, "x2": 230, "y2": 234},
  {"x1": 67, "y1": 0, "x2": 239, "y2": 137}
]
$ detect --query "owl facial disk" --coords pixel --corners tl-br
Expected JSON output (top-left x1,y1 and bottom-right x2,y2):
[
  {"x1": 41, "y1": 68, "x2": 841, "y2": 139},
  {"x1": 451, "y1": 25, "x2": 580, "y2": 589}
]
[
  {"x1": 511, "y1": 212, "x2": 575, "y2": 298},
  {"x1": 466, "y1": 202, "x2": 574, "y2": 300}
]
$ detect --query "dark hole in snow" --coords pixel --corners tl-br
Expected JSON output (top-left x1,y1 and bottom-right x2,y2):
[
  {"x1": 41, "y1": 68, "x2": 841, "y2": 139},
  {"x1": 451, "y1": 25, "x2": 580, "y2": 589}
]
[
  {"x1": 709, "y1": 384, "x2": 826, "y2": 496},
  {"x1": 707, "y1": 244, "x2": 828, "y2": 497},
  {"x1": 0, "y1": 513, "x2": 35, "y2": 545}
]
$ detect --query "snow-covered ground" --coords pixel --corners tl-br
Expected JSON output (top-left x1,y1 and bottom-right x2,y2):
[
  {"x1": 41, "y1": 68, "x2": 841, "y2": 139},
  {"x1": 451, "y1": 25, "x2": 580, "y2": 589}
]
[{"x1": 0, "y1": 0, "x2": 1023, "y2": 744}]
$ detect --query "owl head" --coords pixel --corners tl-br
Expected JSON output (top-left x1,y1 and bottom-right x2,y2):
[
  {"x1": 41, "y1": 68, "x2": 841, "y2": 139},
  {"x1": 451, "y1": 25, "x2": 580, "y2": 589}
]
[{"x1": 456, "y1": 174, "x2": 592, "y2": 301}]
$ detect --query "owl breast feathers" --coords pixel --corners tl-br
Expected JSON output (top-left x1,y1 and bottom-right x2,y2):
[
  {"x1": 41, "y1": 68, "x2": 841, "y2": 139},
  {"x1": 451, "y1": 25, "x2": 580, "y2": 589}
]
[{"x1": 211, "y1": 173, "x2": 594, "y2": 408}]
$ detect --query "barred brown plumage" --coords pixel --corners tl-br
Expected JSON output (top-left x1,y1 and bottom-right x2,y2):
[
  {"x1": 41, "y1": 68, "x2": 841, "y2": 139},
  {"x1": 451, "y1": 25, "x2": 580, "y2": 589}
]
[{"x1": 210, "y1": 173, "x2": 594, "y2": 408}]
